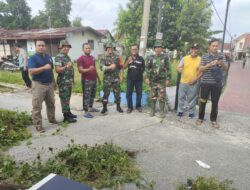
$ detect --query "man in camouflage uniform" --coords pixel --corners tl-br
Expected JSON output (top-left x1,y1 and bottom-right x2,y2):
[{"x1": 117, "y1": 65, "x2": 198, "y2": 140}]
[
  {"x1": 145, "y1": 41, "x2": 171, "y2": 118},
  {"x1": 55, "y1": 40, "x2": 77, "y2": 123},
  {"x1": 100, "y1": 43, "x2": 123, "y2": 114}
]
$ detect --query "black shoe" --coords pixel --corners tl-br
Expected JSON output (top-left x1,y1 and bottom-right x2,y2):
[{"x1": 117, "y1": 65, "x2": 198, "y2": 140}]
[
  {"x1": 68, "y1": 111, "x2": 77, "y2": 118},
  {"x1": 63, "y1": 113, "x2": 77, "y2": 123},
  {"x1": 127, "y1": 108, "x2": 132, "y2": 113},
  {"x1": 101, "y1": 103, "x2": 108, "y2": 114},
  {"x1": 117, "y1": 104, "x2": 123, "y2": 113}
]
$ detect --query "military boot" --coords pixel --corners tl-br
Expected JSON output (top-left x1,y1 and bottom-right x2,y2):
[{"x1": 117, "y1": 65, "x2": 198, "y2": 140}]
[
  {"x1": 101, "y1": 103, "x2": 108, "y2": 114},
  {"x1": 159, "y1": 101, "x2": 166, "y2": 118},
  {"x1": 63, "y1": 113, "x2": 77, "y2": 123},
  {"x1": 116, "y1": 103, "x2": 123, "y2": 113},
  {"x1": 68, "y1": 111, "x2": 77, "y2": 118},
  {"x1": 150, "y1": 101, "x2": 156, "y2": 117}
]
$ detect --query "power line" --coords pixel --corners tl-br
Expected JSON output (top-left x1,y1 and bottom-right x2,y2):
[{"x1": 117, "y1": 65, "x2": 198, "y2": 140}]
[
  {"x1": 210, "y1": 0, "x2": 233, "y2": 38},
  {"x1": 74, "y1": 0, "x2": 92, "y2": 20}
]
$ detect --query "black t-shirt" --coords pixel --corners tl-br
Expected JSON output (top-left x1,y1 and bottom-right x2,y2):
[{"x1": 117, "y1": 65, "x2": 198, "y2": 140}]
[{"x1": 127, "y1": 55, "x2": 145, "y2": 81}]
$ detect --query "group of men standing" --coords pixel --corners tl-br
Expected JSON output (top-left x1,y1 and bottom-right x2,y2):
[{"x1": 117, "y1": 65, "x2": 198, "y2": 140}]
[
  {"x1": 24, "y1": 37, "x2": 227, "y2": 133},
  {"x1": 177, "y1": 38, "x2": 228, "y2": 128}
]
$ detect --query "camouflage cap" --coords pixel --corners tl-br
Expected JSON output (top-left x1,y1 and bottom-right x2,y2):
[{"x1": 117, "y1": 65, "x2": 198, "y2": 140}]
[
  {"x1": 154, "y1": 40, "x2": 163, "y2": 48},
  {"x1": 59, "y1": 40, "x2": 72, "y2": 49},
  {"x1": 105, "y1": 43, "x2": 113, "y2": 49}
]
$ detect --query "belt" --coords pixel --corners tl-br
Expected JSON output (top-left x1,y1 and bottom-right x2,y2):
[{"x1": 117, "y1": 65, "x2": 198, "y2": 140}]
[{"x1": 33, "y1": 80, "x2": 52, "y2": 86}]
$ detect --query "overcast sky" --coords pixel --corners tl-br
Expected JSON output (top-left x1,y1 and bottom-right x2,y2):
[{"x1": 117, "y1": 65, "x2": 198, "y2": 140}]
[{"x1": 26, "y1": 0, "x2": 250, "y2": 42}]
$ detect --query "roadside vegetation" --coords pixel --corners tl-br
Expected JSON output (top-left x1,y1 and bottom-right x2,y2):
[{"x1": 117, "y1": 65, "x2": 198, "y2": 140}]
[
  {"x1": 0, "y1": 59, "x2": 178, "y2": 94},
  {"x1": 0, "y1": 143, "x2": 154, "y2": 189},
  {"x1": 177, "y1": 176, "x2": 237, "y2": 190},
  {"x1": 0, "y1": 109, "x2": 32, "y2": 150}
]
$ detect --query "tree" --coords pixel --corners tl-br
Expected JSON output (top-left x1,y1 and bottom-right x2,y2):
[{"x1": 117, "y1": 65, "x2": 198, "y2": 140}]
[
  {"x1": 175, "y1": 0, "x2": 213, "y2": 52},
  {"x1": 72, "y1": 17, "x2": 83, "y2": 27},
  {"x1": 30, "y1": 0, "x2": 72, "y2": 29},
  {"x1": 114, "y1": 2, "x2": 143, "y2": 54},
  {"x1": 31, "y1": 11, "x2": 49, "y2": 29},
  {"x1": 115, "y1": 0, "x2": 213, "y2": 53},
  {"x1": 45, "y1": 0, "x2": 72, "y2": 28},
  {"x1": 0, "y1": 0, "x2": 31, "y2": 29}
]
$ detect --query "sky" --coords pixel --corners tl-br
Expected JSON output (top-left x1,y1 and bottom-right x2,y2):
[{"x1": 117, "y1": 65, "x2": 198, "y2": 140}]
[{"x1": 26, "y1": 0, "x2": 250, "y2": 42}]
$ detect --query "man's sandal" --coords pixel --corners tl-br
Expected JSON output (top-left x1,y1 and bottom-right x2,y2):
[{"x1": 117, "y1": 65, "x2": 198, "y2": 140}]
[
  {"x1": 211, "y1": 121, "x2": 220, "y2": 128},
  {"x1": 195, "y1": 119, "x2": 203, "y2": 126}
]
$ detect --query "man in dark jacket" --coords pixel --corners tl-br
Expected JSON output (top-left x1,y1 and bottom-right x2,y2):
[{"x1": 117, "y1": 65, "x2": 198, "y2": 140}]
[{"x1": 124, "y1": 44, "x2": 145, "y2": 113}]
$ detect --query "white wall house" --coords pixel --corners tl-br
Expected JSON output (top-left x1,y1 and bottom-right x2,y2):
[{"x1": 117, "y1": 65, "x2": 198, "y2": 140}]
[
  {"x1": 0, "y1": 27, "x2": 107, "y2": 60},
  {"x1": 233, "y1": 33, "x2": 250, "y2": 60},
  {"x1": 66, "y1": 29, "x2": 105, "y2": 60}
]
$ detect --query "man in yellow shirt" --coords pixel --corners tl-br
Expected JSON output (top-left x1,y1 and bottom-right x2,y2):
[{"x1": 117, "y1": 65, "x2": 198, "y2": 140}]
[{"x1": 177, "y1": 43, "x2": 202, "y2": 118}]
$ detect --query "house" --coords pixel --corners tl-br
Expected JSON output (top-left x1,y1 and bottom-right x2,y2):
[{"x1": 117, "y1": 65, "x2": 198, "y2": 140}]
[
  {"x1": 233, "y1": 33, "x2": 250, "y2": 60},
  {"x1": 0, "y1": 27, "x2": 108, "y2": 60},
  {"x1": 97, "y1": 29, "x2": 114, "y2": 43},
  {"x1": 220, "y1": 43, "x2": 231, "y2": 54}
]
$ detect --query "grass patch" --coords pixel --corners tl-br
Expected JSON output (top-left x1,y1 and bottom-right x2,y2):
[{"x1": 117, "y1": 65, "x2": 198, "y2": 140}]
[
  {"x1": 0, "y1": 59, "x2": 178, "y2": 95},
  {"x1": 0, "y1": 70, "x2": 23, "y2": 86},
  {"x1": 0, "y1": 109, "x2": 32, "y2": 149},
  {"x1": 0, "y1": 143, "x2": 153, "y2": 189},
  {"x1": 177, "y1": 176, "x2": 237, "y2": 190}
]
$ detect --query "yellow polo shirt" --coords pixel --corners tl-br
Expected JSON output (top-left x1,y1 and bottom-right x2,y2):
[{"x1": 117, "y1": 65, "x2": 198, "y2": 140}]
[{"x1": 180, "y1": 55, "x2": 201, "y2": 84}]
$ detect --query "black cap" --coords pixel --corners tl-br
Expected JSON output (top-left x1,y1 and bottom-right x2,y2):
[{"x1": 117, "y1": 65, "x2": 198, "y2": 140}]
[{"x1": 191, "y1": 43, "x2": 199, "y2": 49}]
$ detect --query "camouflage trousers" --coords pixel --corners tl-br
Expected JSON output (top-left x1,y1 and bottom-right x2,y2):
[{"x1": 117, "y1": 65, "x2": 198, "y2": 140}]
[
  {"x1": 149, "y1": 82, "x2": 166, "y2": 103},
  {"x1": 82, "y1": 80, "x2": 97, "y2": 111},
  {"x1": 102, "y1": 80, "x2": 121, "y2": 104},
  {"x1": 58, "y1": 84, "x2": 72, "y2": 113}
]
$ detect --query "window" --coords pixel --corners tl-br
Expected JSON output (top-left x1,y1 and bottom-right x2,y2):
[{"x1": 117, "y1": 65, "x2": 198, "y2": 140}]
[
  {"x1": 239, "y1": 42, "x2": 243, "y2": 49},
  {"x1": 88, "y1": 40, "x2": 94, "y2": 50}
]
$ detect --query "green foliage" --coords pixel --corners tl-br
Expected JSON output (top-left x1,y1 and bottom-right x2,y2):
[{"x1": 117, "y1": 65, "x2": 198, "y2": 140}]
[
  {"x1": 176, "y1": 0, "x2": 212, "y2": 52},
  {"x1": 114, "y1": 2, "x2": 143, "y2": 55},
  {"x1": 0, "y1": 109, "x2": 32, "y2": 148},
  {"x1": 115, "y1": 0, "x2": 213, "y2": 53},
  {"x1": 0, "y1": 0, "x2": 31, "y2": 29},
  {"x1": 177, "y1": 176, "x2": 237, "y2": 190},
  {"x1": 0, "y1": 71, "x2": 23, "y2": 85},
  {"x1": 0, "y1": 57, "x2": 177, "y2": 96},
  {"x1": 31, "y1": 11, "x2": 49, "y2": 29},
  {"x1": 44, "y1": 0, "x2": 72, "y2": 28},
  {"x1": 0, "y1": 143, "x2": 153, "y2": 189},
  {"x1": 72, "y1": 17, "x2": 83, "y2": 27},
  {"x1": 30, "y1": 0, "x2": 72, "y2": 29}
]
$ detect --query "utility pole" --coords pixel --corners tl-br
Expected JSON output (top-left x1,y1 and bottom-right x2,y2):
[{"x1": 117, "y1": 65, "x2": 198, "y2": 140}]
[
  {"x1": 221, "y1": 0, "x2": 231, "y2": 53},
  {"x1": 156, "y1": 0, "x2": 163, "y2": 33},
  {"x1": 139, "y1": 0, "x2": 151, "y2": 56}
]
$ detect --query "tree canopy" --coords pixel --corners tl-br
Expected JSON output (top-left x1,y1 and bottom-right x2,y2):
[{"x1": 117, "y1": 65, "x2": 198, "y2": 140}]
[
  {"x1": 32, "y1": 0, "x2": 72, "y2": 28},
  {"x1": 72, "y1": 17, "x2": 83, "y2": 27},
  {"x1": 0, "y1": 0, "x2": 31, "y2": 29},
  {"x1": 115, "y1": 0, "x2": 213, "y2": 52},
  {"x1": 44, "y1": 0, "x2": 72, "y2": 28}
]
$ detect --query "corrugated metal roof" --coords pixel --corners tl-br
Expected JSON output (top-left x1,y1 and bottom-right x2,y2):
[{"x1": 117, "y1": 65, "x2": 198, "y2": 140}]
[{"x1": 0, "y1": 26, "x2": 105, "y2": 40}]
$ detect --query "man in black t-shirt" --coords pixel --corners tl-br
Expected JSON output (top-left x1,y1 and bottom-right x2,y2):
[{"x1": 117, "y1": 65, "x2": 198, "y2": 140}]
[{"x1": 124, "y1": 44, "x2": 145, "y2": 113}]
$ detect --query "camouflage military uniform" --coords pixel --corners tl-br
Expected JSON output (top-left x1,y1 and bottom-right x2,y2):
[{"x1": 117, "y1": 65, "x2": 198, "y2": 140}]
[
  {"x1": 146, "y1": 54, "x2": 171, "y2": 103},
  {"x1": 55, "y1": 53, "x2": 74, "y2": 113},
  {"x1": 100, "y1": 52, "x2": 121, "y2": 104}
]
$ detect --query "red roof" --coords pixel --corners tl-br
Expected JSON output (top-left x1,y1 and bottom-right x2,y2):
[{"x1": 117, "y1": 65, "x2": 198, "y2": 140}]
[
  {"x1": 0, "y1": 27, "x2": 105, "y2": 40},
  {"x1": 220, "y1": 43, "x2": 231, "y2": 50}
]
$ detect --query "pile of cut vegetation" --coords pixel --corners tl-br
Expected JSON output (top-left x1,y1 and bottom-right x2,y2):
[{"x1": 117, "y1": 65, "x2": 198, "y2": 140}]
[{"x1": 0, "y1": 109, "x2": 32, "y2": 149}]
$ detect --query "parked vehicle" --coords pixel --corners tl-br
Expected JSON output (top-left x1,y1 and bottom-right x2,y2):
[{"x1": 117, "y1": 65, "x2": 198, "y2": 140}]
[{"x1": 0, "y1": 55, "x2": 19, "y2": 71}]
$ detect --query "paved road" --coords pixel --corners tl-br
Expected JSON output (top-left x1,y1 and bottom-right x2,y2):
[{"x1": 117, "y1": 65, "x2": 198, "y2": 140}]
[
  {"x1": 219, "y1": 61, "x2": 250, "y2": 114},
  {"x1": 0, "y1": 81, "x2": 249, "y2": 190}
]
